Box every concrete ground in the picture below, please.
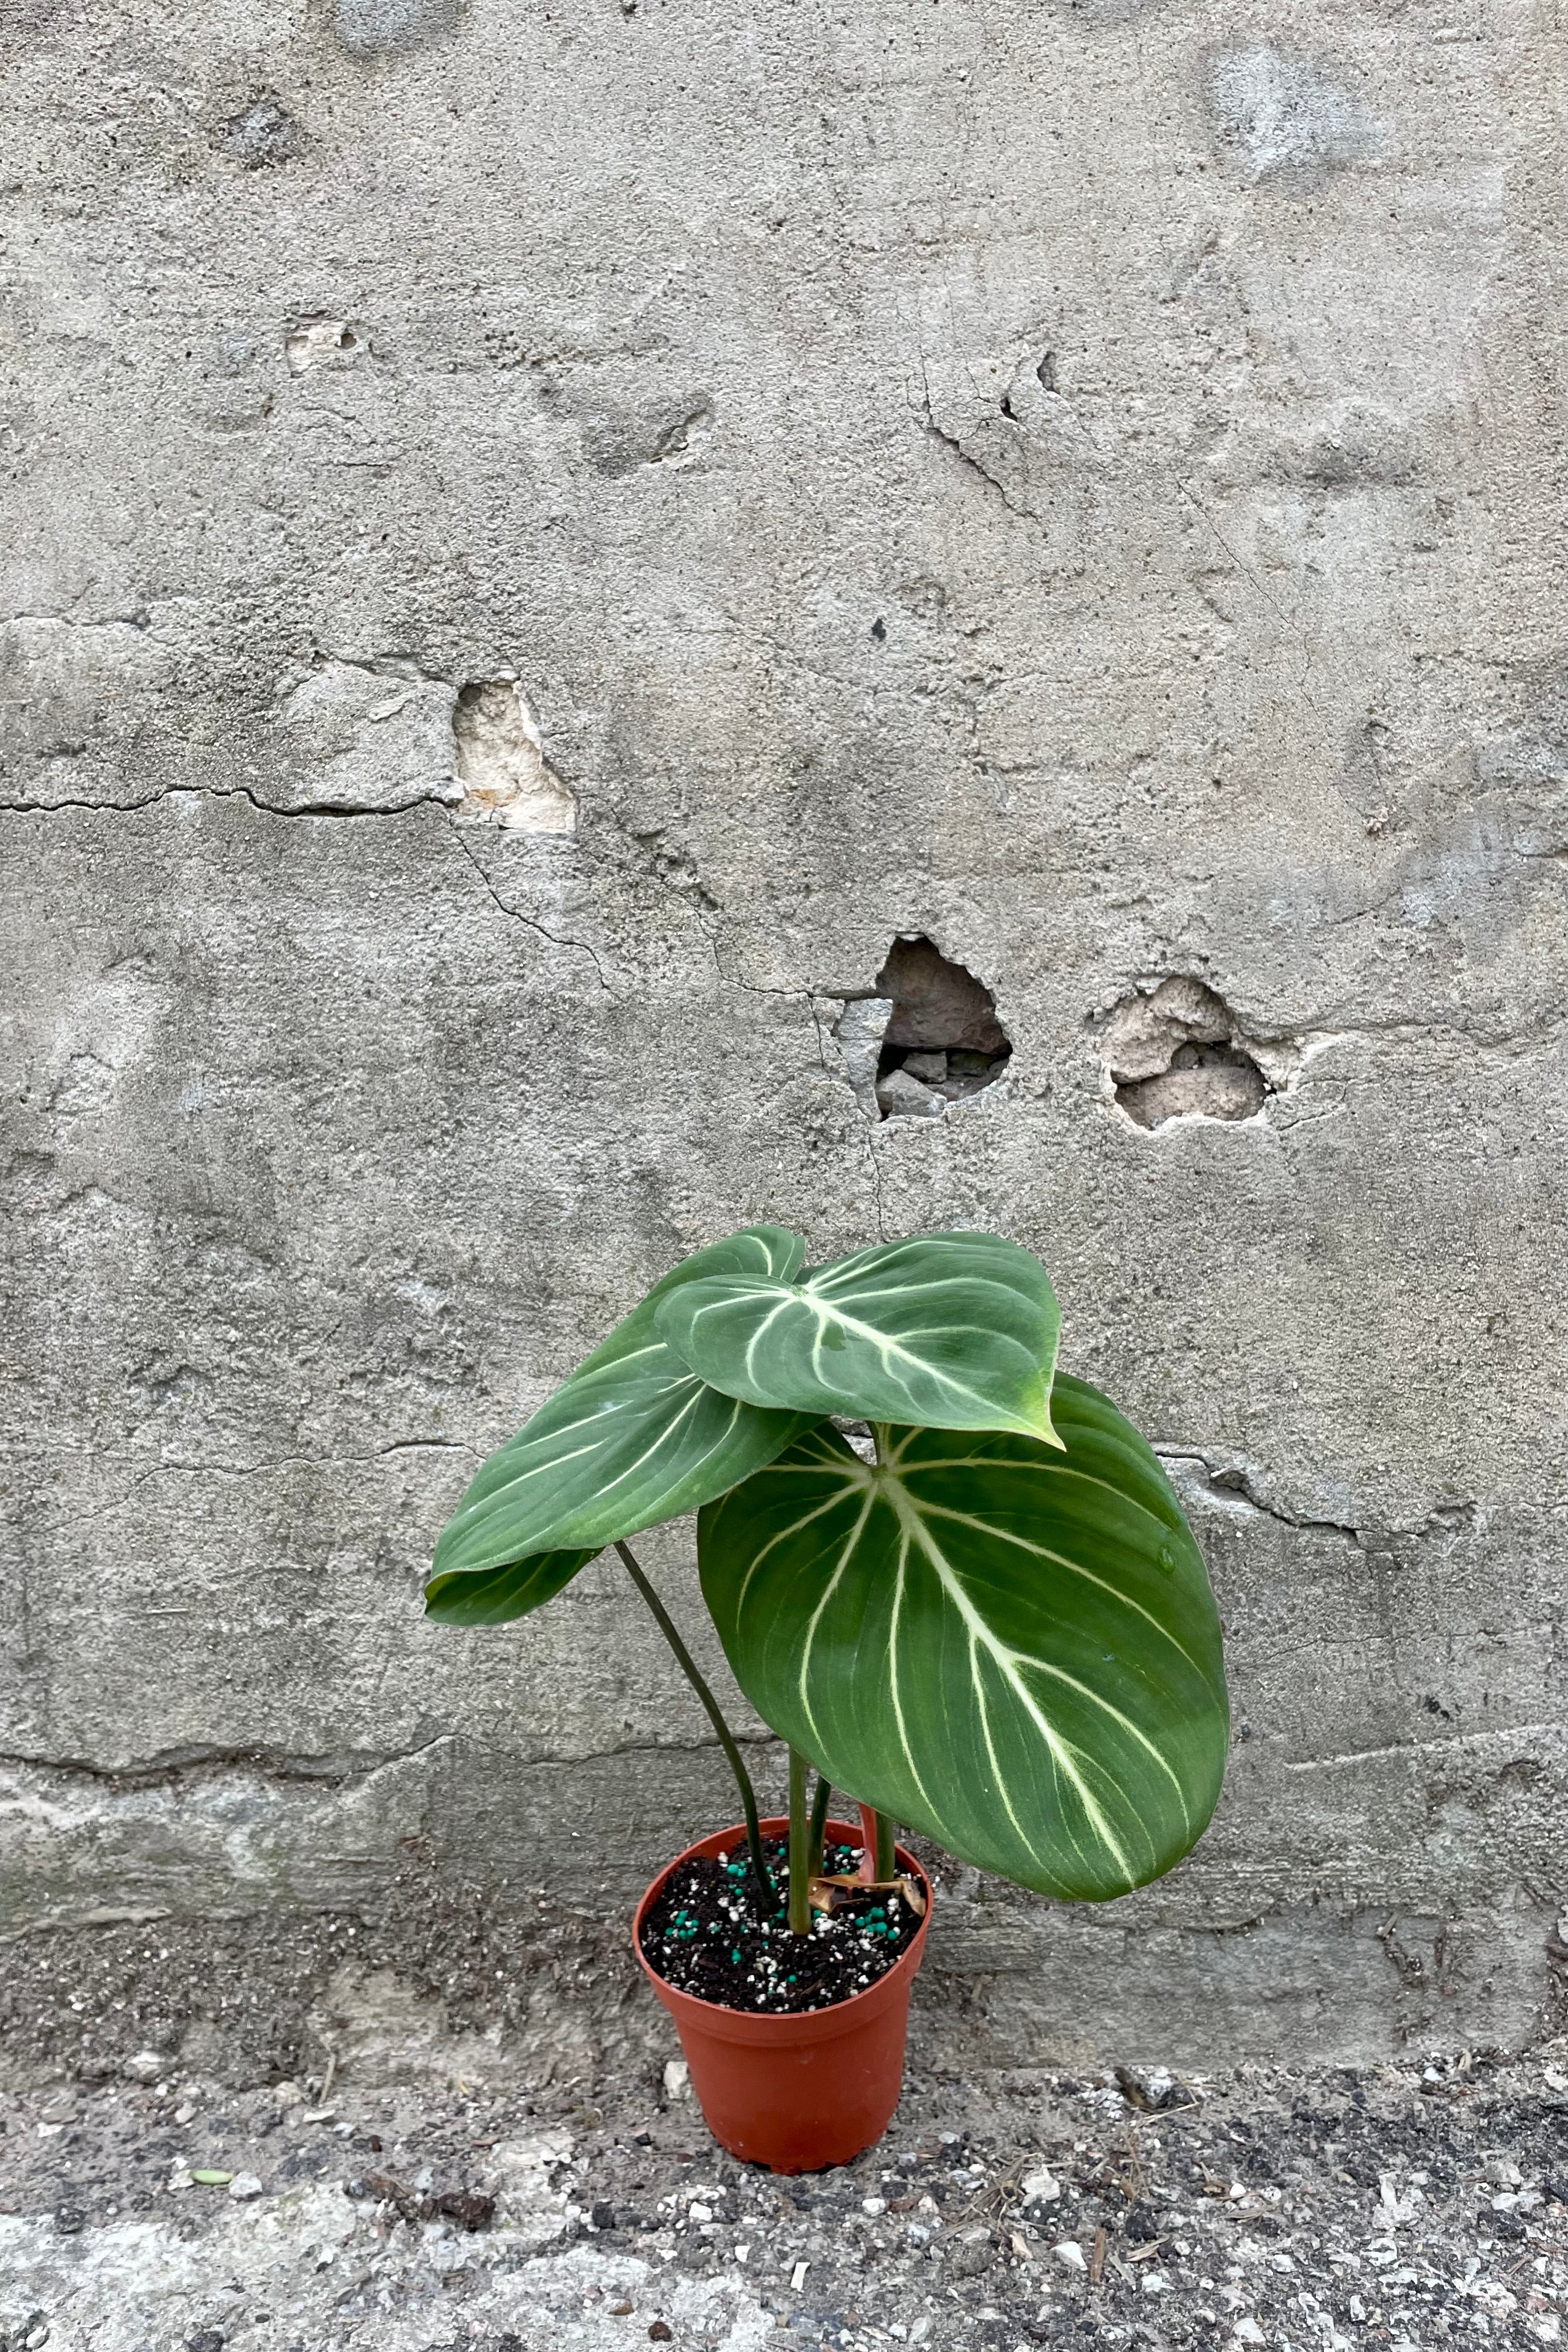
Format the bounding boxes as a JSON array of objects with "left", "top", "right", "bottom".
[{"left": 2, "top": 2030, "right": 1565, "bottom": 2352}]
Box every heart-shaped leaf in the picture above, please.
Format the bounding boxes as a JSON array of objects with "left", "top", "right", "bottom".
[
  {"left": 699, "top": 1375, "right": 1228, "bottom": 1900},
  {"left": 427, "top": 1225, "right": 814, "bottom": 1620},
  {"left": 654, "top": 1231, "right": 1061, "bottom": 1442}
]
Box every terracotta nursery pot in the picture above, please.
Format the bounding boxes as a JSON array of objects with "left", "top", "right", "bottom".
[{"left": 633, "top": 1816, "right": 933, "bottom": 2173}]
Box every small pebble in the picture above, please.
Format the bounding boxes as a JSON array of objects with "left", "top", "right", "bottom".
[{"left": 227, "top": 2173, "right": 264, "bottom": 2200}]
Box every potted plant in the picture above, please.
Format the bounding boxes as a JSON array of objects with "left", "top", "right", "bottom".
[{"left": 426, "top": 1228, "right": 1229, "bottom": 2172}]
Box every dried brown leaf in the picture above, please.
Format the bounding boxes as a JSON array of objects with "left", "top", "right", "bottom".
[{"left": 809, "top": 1873, "right": 927, "bottom": 1917}]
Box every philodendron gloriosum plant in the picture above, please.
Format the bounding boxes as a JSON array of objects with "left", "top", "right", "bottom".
[{"left": 426, "top": 1227, "right": 1229, "bottom": 1941}]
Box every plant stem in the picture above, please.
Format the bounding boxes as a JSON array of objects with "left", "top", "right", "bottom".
[
  {"left": 874, "top": 1810, "right": 897, "bottom": 1880},
  {"left": 788, "top": 1747, "right": 813, "bottom": 1934},
  {"left": 613, "top": 1540, "right": 774, "bottom": 1908},
  {"left": 807, "top": 1772, "right": 833, "bottom": 1879}
]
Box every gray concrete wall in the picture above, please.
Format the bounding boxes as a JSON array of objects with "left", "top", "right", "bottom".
[{"left": 3, "top": 0, "right": 1564, "bottom": 2078}]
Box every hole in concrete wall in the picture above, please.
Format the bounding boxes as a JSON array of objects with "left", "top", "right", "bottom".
[
  {"left": 1102, "top": 978, "right": 1272, "bottom": 1129},
  {"left": 1036, "top": 351, "right": 1058, "bottom": 392},
  {"left": 834, "top": 937, "right": 1011, "bottom": 1122},
  {"left": 452, "top": 678, "right": 576, "bottom": 833},
  {"left": 1118, "top": 1040, "right": 1266, "bottom": 1128}
]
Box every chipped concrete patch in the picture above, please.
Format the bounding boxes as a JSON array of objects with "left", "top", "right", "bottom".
[
  {"left": 1097, "top": 978, "right": 1272, "bottom": 1128},
  {"left": 825, "top": 996, "right": 892, "bottom": 1123},
  {"left": 284, "top": 316, "right": 362, "bottom": 374},
  {"left": 453, "top": 678, "right": 577, "bottom": 831},
  {"left": 578, "top": 395, "right": 715, "bottom": 478},
  {"left": 217, "top": 99, "right": 303, "bottom": 171},
  {"left": 1210, "top": 47, "right": 1392, "bottom": 187},
  {"left": 1093, "top": 978, "right": 1346, "bottom": 1130},
  {"left": 823, "top": 941, "right": 1013, "bottom": 1123}
]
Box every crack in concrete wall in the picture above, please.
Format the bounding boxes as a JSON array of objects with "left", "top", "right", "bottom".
[
  {"left": 0, "top": 786, "right": 450, "bottom": 821},
  {"left": 0, "top": 1738, "right": 456, "bottom": 1791},
  {"left": 1158, "top": 1451, "right": 1362, "bottom": 1541},
  {"left": 0, "top": 1724, "right": 773, "bottom": 1793}
]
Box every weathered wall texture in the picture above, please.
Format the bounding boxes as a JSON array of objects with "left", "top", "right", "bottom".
[{"left": 3, "top": 0, "right": 1565, "bottom": 2077}]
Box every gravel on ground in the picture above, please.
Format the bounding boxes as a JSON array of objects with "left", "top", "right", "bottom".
[{"left": 2, "top": 2036, "right": 1566, "bottom": 2352}]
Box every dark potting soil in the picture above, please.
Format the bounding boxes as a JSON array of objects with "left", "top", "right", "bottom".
[{"left": 639, "top": 1839, "right": 922, "bottom": 2016}]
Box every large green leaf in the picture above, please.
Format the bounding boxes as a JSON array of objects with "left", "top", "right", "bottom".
[
  {"left": 426, "top": 1225, "right": 814, "bottom": 1621},
  {"left": 654, "top": 1231, "right": 1062, "bottom": 1442},
  {"left": 699, "top": 1375, "right": 1228, "bottom": 1900}
]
